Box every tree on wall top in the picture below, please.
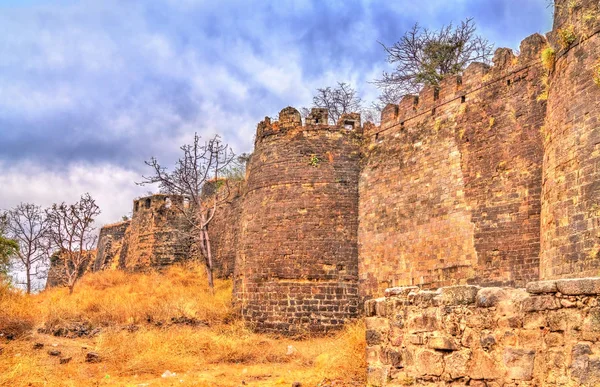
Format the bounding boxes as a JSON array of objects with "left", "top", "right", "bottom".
[{"left": 374, "top": 18, "right": 494, "bottom": 106}]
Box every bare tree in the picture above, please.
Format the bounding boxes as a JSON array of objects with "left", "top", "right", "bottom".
[
  {"left": 139, "top": 133, "right": 236, "bottom": 290},
  {"left": 5, "top": 203, "right": 49, "bottom": 293},
  {"left": 312, "top": 82, "right": 362, "bottom": 124},
  {"left": 375, "top": 18, "right": 494, "bottom": 98},
  {"left": 46, "top": 193, "right": 101, "bottom": 294}
]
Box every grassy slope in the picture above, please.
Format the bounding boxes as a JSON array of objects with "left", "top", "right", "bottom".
[{"left": 0, "top": 263, "right": 365, "bottom": 387}]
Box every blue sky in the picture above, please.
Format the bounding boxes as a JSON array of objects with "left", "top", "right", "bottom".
[{"left": 0, "top": 0, "right": 553, "bottom": 225}]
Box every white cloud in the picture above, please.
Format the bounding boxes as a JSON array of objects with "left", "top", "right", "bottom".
[{"left": 0, "top": 161, "right": 146, "bottom": 227}]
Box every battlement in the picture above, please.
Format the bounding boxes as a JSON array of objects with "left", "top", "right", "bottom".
[
  {"left": 133, "top": 193, "right": 189, "bottom": 214},
  {"left": 378, "top": 33, "right": 548, "bottom": 132},
  {"left": 255, "top": 107, "right": 362, "bottom": 145}
]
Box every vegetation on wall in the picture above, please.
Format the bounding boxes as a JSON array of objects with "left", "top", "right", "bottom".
[{"left": 374, "top": 18, "right": 494, "bottom": 104}]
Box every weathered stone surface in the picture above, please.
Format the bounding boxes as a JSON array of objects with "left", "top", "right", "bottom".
[
  {"left": 384, "top": 286, "right": 418, "bottom": 298},
  {"left": 415, "top": 349, "right": 443, "bottom": 376},
  {"left": 366, "top": 365, "right": 389, "bottom": 387},
  {"left": 476, "top": 287, "right": 507, "bottom": 307},
  {"left": 427, "top": 336, "right": 458, "bottom": 351},
  {"left": 526, "top": 280, "right": 558, "bottom": 294},
  {"left": 369, "top": 285, "right": 600, "bottom": 386},
  {"left": 434, "top": 285, "right": 480, "bottom": 305},
  {"left": 556, "top": 278, "right": 600, "bottom": 296},
  {"left": 445, "top": 350, "right": 471, "bottom": 379},
  {"left": 522, "top": 295, "right": 560, "bottom": 312},
  {"left": 504, "top": 348, "right": 535, "bottom": 381}
]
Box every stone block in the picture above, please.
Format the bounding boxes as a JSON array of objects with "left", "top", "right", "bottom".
[
  {"left": 365, "top": 299, "right": 377, "bottom": 317},
  {"left": 504, "top": 348, "right": 535, "bottom": 381},
  {"left": 366, "top": 345, "right": 382, "bottom": 363},
  {"left": 415, "top": 349, "right": 444, "bottom": 376},
  {"left": 407, "top": 310, "right": 440, "bottom": 333},
  {"left": 445, "top": 350, "right": 471, "bottom": 379},
  {"left": 476, "top": 287, "right": 507, "bottom": 308},
  {"left": 547, "top": 310, "right": 568, "bottom": 332},
  {"left": 526, "top": 280, "right": 558, "bottom": 294},
  {"left": 367, "top": 365, "right": 389, "bottom": 387},
  {"left": 469, "top": 350, "right": 502, "bottom": 380},
  {"left": 365, "top": 317, "right": 390, "bottom": 331},
  {"left": 556, "top": 278, "right": 600, "bottom": 296},
  {"left": 412, "top": 290, "right": 439, "bottom": 305},
  {"left": 428, "top": 336, "right": 459, "bottom": 351},
  {"left": 366, "top": 330, "right": 384, "bottom": 346},
  {"left": 434, "top": 285, "right": 480, "bottom": 306},
  {"left": 385, "top": 286, "right": 419, "bottom": 298},
  {"left": 522, "top": 295, "right": 560, "bottom": 312}
]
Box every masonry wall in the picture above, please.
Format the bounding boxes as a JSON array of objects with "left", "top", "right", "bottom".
[
  {"left": 209, "top": 185, "right": 243, "bottom": 278},
  {"left": 121, "top": 194, "right": 191, "bottom": 270},
  {"left": 233, "top": 107, "right": 361, "bottom": 334},
  {"left": 365, "top": 279, "right": 600, "bottom": 386},
  {"left": 92, "top": 220, "right": 130, "bottom": 272},
  {"left": 541, "top": 0, "right": 600, "bottom": 279},
  {"left": 359, "top": 35, "right": 548, "bottom": 298}
]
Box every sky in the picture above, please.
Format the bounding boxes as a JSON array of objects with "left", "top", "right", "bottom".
[{"left": 0, "top": 0, "right": 553, "bottom": 228}]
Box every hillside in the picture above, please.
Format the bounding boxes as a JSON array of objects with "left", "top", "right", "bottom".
[{"left": 0, "top": 264, "right": 365, "bottom": 387}]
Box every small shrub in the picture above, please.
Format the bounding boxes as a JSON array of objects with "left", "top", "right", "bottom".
[
  {"left": 558, "top": 25, "right": 577, "bottom": 49},
  {"left": 541, "top": 47, "right": 556, "bottom": 72},
  {"left": 593, "top": 61, "right": 600, "bottom": 87},
  {"left": 309, "top": 154, "right": 321, "bottom": 167}
]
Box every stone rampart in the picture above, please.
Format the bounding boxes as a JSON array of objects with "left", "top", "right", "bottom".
[
  {"left": 541, "top": 0, "right": 600, "bottom": 279},
  {"left": 121, "top": 194, "right": 192, "bottom": 270},
  {"left": 92, "top": 220, "right": 130, "bottom": 272},
  {"left": 365, "top": 278, "right": 600, "bottom": 386},
  {"left": 233, "top": 107, "right": 362, "bottom": 334},
  {"left": 359, "top": 34, "right": 548, "bottom": 298}
]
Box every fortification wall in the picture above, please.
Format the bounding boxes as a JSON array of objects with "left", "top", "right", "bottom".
[
  {"left": 92, "top": 220, "right": 130, "bottom": 272},
  {"left": 359, "top": 34, "right": 548, "bottom": 298},
  {"left": 233, "top": 107, "right": 362, "bottom": 334},
  {"left": 541, "top": 0, "right": 600, "bottom": 279},
  {"left": 365, "top": 279, "right": 600, "bottom": 386},
  {"left": 121, "top": 194, "right": 192, "bottom": 270},
  {"left": 209, "top": 183, "right": 243, "bottom": 278}
]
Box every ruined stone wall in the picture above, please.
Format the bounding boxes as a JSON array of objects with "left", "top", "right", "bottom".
[
  {"left": 209, "top": 183, "right": 243, "bottom": 278},
  {"left": 121, "top": 194, "right": 192, "bottom": 270},
  {"left": 92, "top": 221, "right": 130, "bottom": 272},
  {"left": 541, "top": 0, "right": 600, "bottom": 279},
  {"left": 365, "top": 279, "right": 600, "bottom": 386},
  {"left": 359, "top": 34, "right": 548, "bottom": 298},
  {"left": 233, "top": 107, "right": 361, "bottom": 334}
]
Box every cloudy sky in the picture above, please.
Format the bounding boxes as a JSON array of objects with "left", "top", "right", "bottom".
[{"left": 0, "top": 0, "right": 553, "bottom": 226}]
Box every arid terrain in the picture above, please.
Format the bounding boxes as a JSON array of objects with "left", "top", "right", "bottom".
[{"left": 0, "top": 264, "right": 365, "bottom": 387}]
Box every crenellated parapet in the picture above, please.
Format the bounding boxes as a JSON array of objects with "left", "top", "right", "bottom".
[
  {"left": 377, "top": 33, "right": 548, "bottom": 136},
  {"left": 255, "top": 106, "right": 363, "bottom": 147}
]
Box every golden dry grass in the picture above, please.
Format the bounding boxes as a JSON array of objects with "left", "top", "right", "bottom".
[{"left": 0, "top": 263, "right": 366, "bottom": 387}]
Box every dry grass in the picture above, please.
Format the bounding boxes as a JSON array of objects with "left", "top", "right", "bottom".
[{"left": 0, "top": 263, "right": 366, "bottom": 387}]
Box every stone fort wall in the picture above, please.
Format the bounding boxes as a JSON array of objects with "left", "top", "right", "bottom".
[
  {"left": 365, "top": 279, "right": 600, "bottom": 386},
  {"left": 541, "top": 0, "right": 600, "bottom": 280},
  {"left": 359, "top": 34, "right": 548, "bottom": 298},
  {"left": 49, "top": 0, "right": 600, "bottom": 342},
  {"left": 232, "top": 107, "right": 362, "bottom": 334}
]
